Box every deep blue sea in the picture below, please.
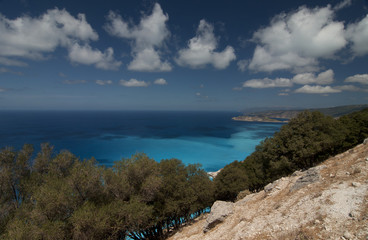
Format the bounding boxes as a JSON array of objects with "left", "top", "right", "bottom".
[{"left": 0, "top": 111, "right": 283, "bottom": 172}]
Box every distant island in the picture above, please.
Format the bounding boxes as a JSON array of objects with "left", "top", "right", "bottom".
[{"left": 233, "top": 104, "right": 368, "bottom": 123}]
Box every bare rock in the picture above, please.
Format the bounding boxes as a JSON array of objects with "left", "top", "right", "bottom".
[
  {"left": 203, "top": 201, "right": 234, "bottom": 233},
  {"left": 343, "top": 231, "right": 353, "bottom": 239},
  {"left": 264, "top": 182, "right": 274, "bottom": 193},
  {"left": 291, "top": 170, "right": 303, "bottom": 176},
  {"left": 352, "top": 182, "right": 361, "bottom": 187},
  {"left": 290, "top": 167, "right": 320, "bottom": 192},
  {"left": 363, "top": 138, "right": 368, "bottom": 145},
  {"left": 207, "top": 169, "right": 222, "bottom": 179}
]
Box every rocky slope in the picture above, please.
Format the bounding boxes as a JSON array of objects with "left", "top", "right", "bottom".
[{"left": 169, "top": 141, "right": 368, "bottom": 240}]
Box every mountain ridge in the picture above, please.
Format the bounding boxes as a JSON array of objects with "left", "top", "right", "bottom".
[{"left": 233, "top": 104, "right": 368, "bottom": 122}]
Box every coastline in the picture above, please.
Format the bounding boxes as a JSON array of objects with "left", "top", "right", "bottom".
[{"left": 232, "top": 116, "right": 289, "bottom": 123}]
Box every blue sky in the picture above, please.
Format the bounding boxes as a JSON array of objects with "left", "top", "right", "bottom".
[{"left": 0, "top": 0, "right": 367, "bottom": 111}]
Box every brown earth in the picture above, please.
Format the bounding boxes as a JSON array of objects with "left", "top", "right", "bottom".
[{"left": 169, "top": 142, "right": 368, "bottom": 240}]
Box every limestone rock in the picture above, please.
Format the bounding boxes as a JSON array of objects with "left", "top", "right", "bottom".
[
  {"left": 207, "top": 169, "right": 222, "bottom": 179},
  {"left": 290, "top": 167, "right": 320, "bottom": 192},
  {"left": 203, "top": 201, "right": 234, "bottom": 233},
  {"left": 343, "top": 231, "right": 353, "bottom": 239}
]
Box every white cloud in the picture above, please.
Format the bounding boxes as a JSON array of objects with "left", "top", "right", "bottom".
[
  {"left": 248, "top": 5, "right": 346, "bottom": 73},
  {"left": 346, "top": 15, "right": 368, "bottom": 56},
  {"left": 333, "top": 0, "right": 352, "bottom": 11},
  {"left": 345, "top": 73, "right": 368, "bottom": 84},
  {"left": 335, "top": 85, "right": 368, "bottom": 92},
  {"left": 0, "top": 9, "right": 120, "bottom": 70},
  {"left": 239, "top": 69, "right": 335, "bottom": 90},
  {"left": 105, "top": 3, "right": 171, "bottom": 72},
  {"left": 128, "top": 47, "right": 171, "bottom": 71},
  {"left": 119, "top": 79, "right": 149, "bottom": 87},
  {"left": 68, "top": 43, "right": 122, "bottom": 70},
  {"left": 96, "top": 80, "right": 113, "bottom": 85},
  {"left": 294, "top": 85, "right": 341, "bottom": 94},
  {"left": 176, "top": 20, "right": 236, "bottom": 69},
  {"left": 237, "top": 59, "right": 248, "bottom": 72},
  {"left": 63, "top": 80, "right": 87, "bottom": 85},
  {"left": 0, "top": 57, "right": 27, "bottom": 67},
  {"left": 243, "top": 77, "right": 293, "bottom": 88},
  {"left": 0, "top": 9, "right": 97, "bottom": 58},
  {"left": 154, "top": 78, "right": 167, "bottom": 85},
  {"left": 292, "top": 69, "right": 334, "bottom": 85}
]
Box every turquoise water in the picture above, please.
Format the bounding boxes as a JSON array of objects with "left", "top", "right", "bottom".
[{"left": 0, "top": 111, "right": 283, "bottom": 171}]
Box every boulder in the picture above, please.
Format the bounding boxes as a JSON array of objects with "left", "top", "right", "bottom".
[
  {"left": 363, "top": 138, "right": 368, "bottom": 145},
  {"left": 290, "top": 167, "right": 320, "bottom": 192},
  {"left": 203, "top": 201, "right": 234, "bottom": 233}
]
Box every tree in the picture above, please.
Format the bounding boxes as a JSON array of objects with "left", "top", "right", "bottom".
[{"left": 214, "top": 161, "right": 248, "bottom": 201}]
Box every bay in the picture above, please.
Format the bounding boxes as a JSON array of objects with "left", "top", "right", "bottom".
[{"left": 0, "top": 111, "right": 283, "bottom": 171}]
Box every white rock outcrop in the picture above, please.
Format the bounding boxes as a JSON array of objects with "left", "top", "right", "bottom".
[{"left": 203, "top": 201, "right": 234, "bottom": 233}]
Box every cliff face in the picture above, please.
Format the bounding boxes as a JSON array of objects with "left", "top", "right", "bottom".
[{"left": 169, "top": 141, "right": 368, "bottom": 240}]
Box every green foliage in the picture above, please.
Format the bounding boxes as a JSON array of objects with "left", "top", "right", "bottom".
[
  {"left": 0, "top": 144, "right": 214, "bottom": 240},
  {"left": 214, "top": 161, "right": 248, "bottom": 201},
  {"left": 214, "top": 108, "right": 368, "bottom": 201},
  {"left": 338, "top": 108, "right": 368, "bottom": 149}
]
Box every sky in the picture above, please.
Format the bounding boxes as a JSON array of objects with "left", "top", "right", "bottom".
[{"left": 0, "top": 0, "right": 367, "bottom": 111}]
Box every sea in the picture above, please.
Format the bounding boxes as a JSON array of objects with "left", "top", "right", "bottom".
[{"left": 0, "top": 111, "right": 283, "bottom": 172}]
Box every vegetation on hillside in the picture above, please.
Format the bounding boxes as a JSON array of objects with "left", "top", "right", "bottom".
[
  {"left": 215, "top": 108, "right": 368, "bottom": 201},
  {"left": 1, "top": 108, "right": 367, "bottom": 238},
  {"left": 234, "top": 104, "right": 368, "bottom": 122},
  {"left": 0, "top": 146, "right": 214, "bottom": 239}
]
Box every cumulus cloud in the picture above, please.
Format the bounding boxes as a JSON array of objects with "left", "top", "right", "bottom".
[
  {"left": 68, "top": 43, "right": 122, "bottom": 70},
  {"left": 0, "top": 8, "right": 121, "bottom": 70},
  {"left": 154, "top": 78, "right": 167, "bottom": 85},
  {"left": 243, "top": 78, "right": 293, "bottom": 88},
  {"left": 240, "top": 69, "right": 335, "bottom": 90},
  {"left": 345, "top": 74, "right": 368, "bottom": 84},
  {"left": 247, "top": 5, "right": 346, "bottom": 73},
  {"left": 119, "top": 79, "right": 149, "bottom": 87},
  {"left": 335, "top": 85, "right": 368, "bottom": 92},
  {"left": 105, "top": 3, "right": 171, "bottom": 72},
  {"left": 96, "top": 80, "right": 113, "bottom": 85},
  {"left": 176, "top": 20, "right": 236, "bottom": 69},
  {"left": 127, "top": 47, "right": 171, "bottom": 71},
  {"left": 0, "top": 8, "right": 97, "bottom": 59},
  {"left": 294, "top": 85, "right": 341, "bottom": 94},
  {"left": 346, "top": 15, "right": 368, "bottom": 56},
  {"left": 292, "top": 69, "right": 334, "bottom": 85}
]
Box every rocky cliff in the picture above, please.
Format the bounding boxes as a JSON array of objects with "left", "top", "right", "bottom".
[{"left": 169, "top": 141, "right": 368, "bottom": 240}]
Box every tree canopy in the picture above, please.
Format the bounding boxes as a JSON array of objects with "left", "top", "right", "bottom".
[
  {"left": 0, "top": 149, "right": 214, "bottom": 240},
  {"left": 214, "top": 108, "right": 368, "bottom": 201}
]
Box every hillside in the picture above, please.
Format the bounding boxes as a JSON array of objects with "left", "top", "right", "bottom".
[
  {"left": 233, "top": 104, "right": 368, "bottom": 122},
  {"left": 169, "top": 140, "right": 368, "bottom": 240}
]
